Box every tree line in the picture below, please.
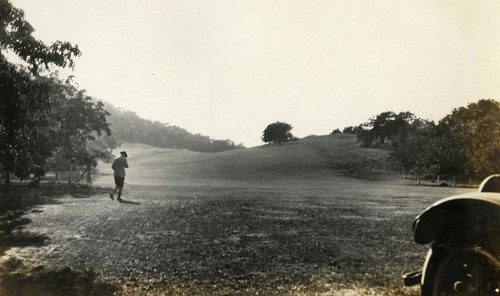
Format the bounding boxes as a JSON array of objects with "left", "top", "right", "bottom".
[
  {"left": 261, "top": 99, "right": 498, "bottom": 183},
  {"left": 339, "top": 99, "right": 499, "bottom": 183},
  {"left": 0, "top": 0, "right": 115, "bottom": 190},
  {"left": 104, "top": 103, "right": 245, "bottom": 153}
]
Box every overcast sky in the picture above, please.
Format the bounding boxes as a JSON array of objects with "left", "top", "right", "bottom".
[{"left": 10, "top": 0, "right": 500, "bottom": 147}]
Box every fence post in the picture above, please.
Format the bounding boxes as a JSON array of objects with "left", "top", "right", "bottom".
[{"left": 69, "top": 157, "right": 75, "bottom": 185}]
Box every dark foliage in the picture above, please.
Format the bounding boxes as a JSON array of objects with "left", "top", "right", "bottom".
[
  {"left": 0, "top": 0, "right": 112, "bottom": 189},
  {"left": 358, "top": 100, "right": 499, "bottom": 182},
  {"left": 342, "top": 126, "right": 356, "bottom": 134},
  {"left": 262, "top": 121, "right": 294, "bottom": 146},
  {"left": 355, "top": 111, "right": 417, "bottom": 147},
  {"left": 331, "top": 128, "right": 341, "bottom": 135},
  {"left": 0, "top": 0, "right": 80, "bottom": 74},
  {"left": 104, "top": 103, "right": 244, "bottom": 152},
  {"left": 436, "top": 99, "right": 500, "bottom": 180}
]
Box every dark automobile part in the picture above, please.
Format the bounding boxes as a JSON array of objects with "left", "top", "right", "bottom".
[
  {"left": 431, "top": 247, "right": 500, "bottom": 296},
  {"left": 403, "top": 174, "right": 500, "bottom": 296},
  {"left": 479, "top": 174, "right": 500, "bottom": 193}
]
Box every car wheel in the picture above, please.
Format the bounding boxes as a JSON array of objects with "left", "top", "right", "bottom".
[{"left": 431, "top": 248, "right": 500, "bottom": 296}]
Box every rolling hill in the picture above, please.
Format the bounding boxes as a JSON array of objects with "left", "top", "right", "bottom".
[{"left": 97, "top": 134, "right": 394, "bottom": 186}]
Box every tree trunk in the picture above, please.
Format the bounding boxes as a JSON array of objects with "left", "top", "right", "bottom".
[
  {"left": 86, "top": 165, "right": 91, "bottom": 184},
  {"left": 4, "top": 170, "right": 11, "bottom": 192},
  {"left": 69, "top": 162, "right": 73, "bottom": 185},
  {"left": 3, "top": 152, "right": 15, "bottom": 191}
]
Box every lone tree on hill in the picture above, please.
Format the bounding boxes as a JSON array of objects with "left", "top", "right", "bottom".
[{"left": 262, "top": 121, "right": 294, "bottom": 146}]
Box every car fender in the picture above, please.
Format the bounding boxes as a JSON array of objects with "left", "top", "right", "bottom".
[{"left": 413, "top": 192, "right": 500, "bottom": 246}]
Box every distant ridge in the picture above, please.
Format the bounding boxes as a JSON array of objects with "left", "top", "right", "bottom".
[{"left": 103, "top": 102, "right": 244, "bottom": 153}]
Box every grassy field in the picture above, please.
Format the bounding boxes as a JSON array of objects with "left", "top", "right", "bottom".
[{"left": 0, "top": 136, "right": 473, "bottom": 295}]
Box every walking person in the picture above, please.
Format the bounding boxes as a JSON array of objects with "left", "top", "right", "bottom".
[{"left": 110, "top": 151, "right": 129, "bottom": 202}]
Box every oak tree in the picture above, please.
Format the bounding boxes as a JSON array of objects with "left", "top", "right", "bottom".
[{"left": 262, "top": 122, "right": 294, "bottom": 146}]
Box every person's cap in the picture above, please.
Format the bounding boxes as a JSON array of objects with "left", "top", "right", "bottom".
[{"left": 120, "top": 151, "right": 128, "bottom": 157}]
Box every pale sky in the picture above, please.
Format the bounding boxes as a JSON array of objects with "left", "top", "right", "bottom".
[{"left": 9, "top": 0, "right": 500, "bottom": 147}]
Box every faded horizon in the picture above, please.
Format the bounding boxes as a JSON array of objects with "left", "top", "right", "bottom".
[{"left": 9, "top": 0, "right": 500, "bottom": 147}]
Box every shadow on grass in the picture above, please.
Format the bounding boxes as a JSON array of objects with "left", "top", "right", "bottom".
[
  {"left": 0, "top": 184, "right": 120, "bottom": 296},
  {"left": 0, "top": 210, "right": 49, "bottom": 258},
  {"left": 0, "top": 183, "right": 87, "bottom": 257},
  {"left": 1, "top": 262, "right": 118, "bottom": 296},
  {"left": 0, "top": 182, "right": 109, "bottom": 213},
  {"left": 117, "top": 198, "right": 140, "bottom": 205}
]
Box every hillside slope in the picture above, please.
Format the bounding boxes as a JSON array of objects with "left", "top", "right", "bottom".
[
  {"left": 301, "top": 134, "right": 394, "bottom": 179},
  {"left": 97, "top": 134, "right": 393, "bottom": 186}
]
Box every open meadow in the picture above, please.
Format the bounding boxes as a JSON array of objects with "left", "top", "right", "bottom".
[{"left": 0, "top": 138, "right": 473, "bottom": 295}]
